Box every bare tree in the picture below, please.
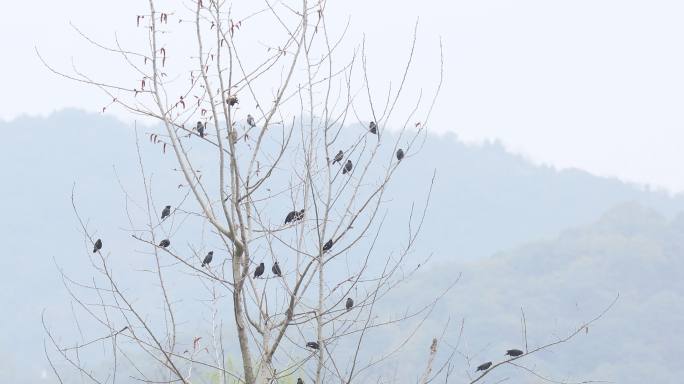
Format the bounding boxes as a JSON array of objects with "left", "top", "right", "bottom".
[{"left": 40, "top": 1, "right": 615, "bottom": 384}]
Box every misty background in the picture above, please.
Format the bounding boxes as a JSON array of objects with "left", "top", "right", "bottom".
[
  {"left": 2, "top": 0, "right": 684, "bottom": 382},
  {"left": 1, "top": 110, "right": 682, "bottom": 383}
]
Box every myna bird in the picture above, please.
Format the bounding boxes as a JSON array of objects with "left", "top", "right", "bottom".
[
  {"left": 254, "top": 262, "right": 265, "bottom": 278},
  {"left": 342, "top": 160, "right": 352, "bottom": 174},
  {"left": 322, "top": 239, "right": 333, "bottom": 252},
  {"left": 332, "top": 150, "right": 343, "bottom": 164},
  {"left": 284, "top": 210, "right": 297, "bottom": 224},
  {"left": 369, "top": 121, "right": 377, "bottom": 134},
  {"left": 346, "top": 297, "right": 353, "bottom": 311},
  {"left": 247, "top": 114, "right": 256, "bottom": 128},
  {"left": 202, "top": 251, "right": 213, "bottom": 267},
  {"left": 506, "top": 349, "right": 524, "bottom": 357},
  {"left": 196, "top": 121, "right": 205, "bottom": 138},
  {"left": 476, "top": 362, "right": 492, "bottom": 372},
  {"left": 159, "top": 239, "right": 171, "bottom": 248},
  {"left": 93, "top": 239, "right": 102, "bottom": 253},
  {"left": 396, "top": 148, "right": 404, "bottom": 161},
  {"left": 161, "top": 205, "right": 171, "bottom": 220},
  {"left": 306, "top": 341, "right": 319, "bottom": 350},
  {"left": 272, "top": 262, "right": 282, "bottom": 276}
]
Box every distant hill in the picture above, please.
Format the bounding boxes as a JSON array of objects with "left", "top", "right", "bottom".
[
  {"left": 388, "top": 202, "right": 684, "bottom": 384},
  {"left": 1, "top": 110, "right": 683, "bottom": 382}
]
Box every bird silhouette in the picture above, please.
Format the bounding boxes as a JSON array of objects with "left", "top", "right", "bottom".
[
  {"left": 227, "top": 95, "right": 238, "bottom": 106},
  {"left": 202, "top": 251, "right": 213, "bottom": 267},
  {"left": 396, "top": 148, "right": 405, "bottom": 161},
  {"left": 284, "top": 210, "right": 297, "bottom": 224},
  {"left": 272, "top": 262, "right": 282, "bottom": 276},
  {"left": 196, "top": 121, "right": 205, "bottom": 138},
  {"left": 369, "top": 121, "right": 377, "bottom": 134},
  {"left": 476, "top": 362, "right": 492, "bottom": 372},
  {"left": 322, "top": 239, "right": 333, "bottom": 252},
  {"left": 161, "top": 205, "right": 171, "bottom": 220},
  {"left": 342, "top": 160, "right": 353, "bottom": 174},
  {"left": 254, "top": 262, "right": 265, "bottom": 278},
  {"left": 506, "top": 349, "right": 524, "bottom": 357},
  {"left": 297, "top": 378, "right": 303, "bottom": 384},
  {"left": 159, "top": 239, "right": 171, "bottom": 248},
  {"left": 247, "top": 114, "right": 256, "bottom": 128},
  {"left": 285, "top": 209, "right": 305, "bottom": 224},
  {"left": 346, "top": 297, "right": 353, "bottom": 311},
  {"left": 332, "top": 150, "right": 343, "bottom": 164},
  {"left": 93, "top": 239, "right": 102, "bottom": 253},
  {"left": 306, "top": 341, "right": 320, "bottom": 350}
]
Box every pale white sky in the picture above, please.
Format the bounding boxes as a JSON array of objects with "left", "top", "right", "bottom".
[{"left": 2, "top": 0, "right": 684, "bottom": 192}]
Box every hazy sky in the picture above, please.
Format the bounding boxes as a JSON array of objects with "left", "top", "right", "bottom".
[{"left": 3, "top": 0, "right": 684, "bottom": 191}]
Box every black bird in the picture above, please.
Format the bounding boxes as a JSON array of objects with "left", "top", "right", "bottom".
[
  {"left": 342, "top": 160, "right": 353, "bottom": 174},
  {"left": 332, "top": 150, "right": 343, "bottom": 165},
  {"left": 306, "top": 341, "right": 320, "bottom": 350},
  {"left": 227, "top": 95, "right": 238, "bottom": 106},
  {"left": 396, "top": 148, "right": 405, "bottom": 161},
  {"left": 247, "top": 114, "right": 256, "bottom": 128},
  {"left": 196, "top": 121, "right": 205, "bottom": 138},
  {"left": 285, "top": 210, "right": 296, "bottom": 224},
  {"left": 159, "top": 239, "right": 171, "bottom": 248},
  {"left": 93, "top": 239, "right": 102, "bottom": 253},
  {"left": 254, "top": 262, "right": 265, "bottom": 278},
  {"left": 294, "top": 209, "right": 305, "bottom": 222},
  {"left": 506, "top": 349, "right": 524, "bottom": 357},
  {"left": 297, "top": 378, "right": 303, "bottom": 384},
  {"left": 161, "top": 205, "right": 171, "bottom": 220},
  {"left": 322, "top": 239, "right": 333, "bottom": 252},
  {"left": 345, "top": 297, "right": 353, "bottom": 311},
  {"left": 272, "top": 262, "right": 282, "bottom": 276},
  {"left": 369, "top": 121, "right": 377, "bottom": 134},
  {"left": 476, "top": 362, "right": 492, "bottom": 372},
  {"left": 201, "top": 251, "right": 213, "bottom": 267}
]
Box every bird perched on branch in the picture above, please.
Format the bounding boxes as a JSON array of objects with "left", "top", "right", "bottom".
[
  {"left": 342, "top": 160, "right": 353, "bottom": 174},
  {"left": 93, "top": 239, "right": 102, "bottom": 253},
  {"left": 506, "top": 349, "right": 524, "bottom": 357},
  {"left": 196, "top": 121, "right": 205, "bottom": 138},
  {"left": 396, "top": 148, "right": 405, "bottom": 161},
  {"left": 284, "top": 209, "right": 305, "bottom": 224},
  {"left": 284, "top": 210, "right": 297, "bottom": 224},
  {"left": 226, "top": 95, "right": 238, "bottom": 106},
  {"left": 202, "top": 251, "right": 213, "bottom": 267},
  {"left": 297, "top": 378, "right": 303, "bottom": 384},
  {"left": 272, "top": 262, "right": 282, "bottom": 276},
  {"left": 369, "top": 121, "right": 377, "bottom": 134},
  {"left": 159, "top": 239, "right": 171, "bottom": 248},
  {"left": 346, "top": 297, "right": 353, "bottom": 311},
  {"left": 254, "top": 262, "right": 265, "bottom": 278},
  {"left": 322, "top": 239, "right": 333, "bottom": 252},
  {"left": 161, "top": 205, "right": 171, "bottom": 220},
  {"left": 332, "top": 150, "right": 343, "bottom": 165},
  {"left": 476, "top": 362, "right": 492, "bottom": 372},
  {"left": 306, "top": 341, "right": 320, "bottom": 350},
  {"left": 247, "top": 114, "right": 256, "bottom": 128}
]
